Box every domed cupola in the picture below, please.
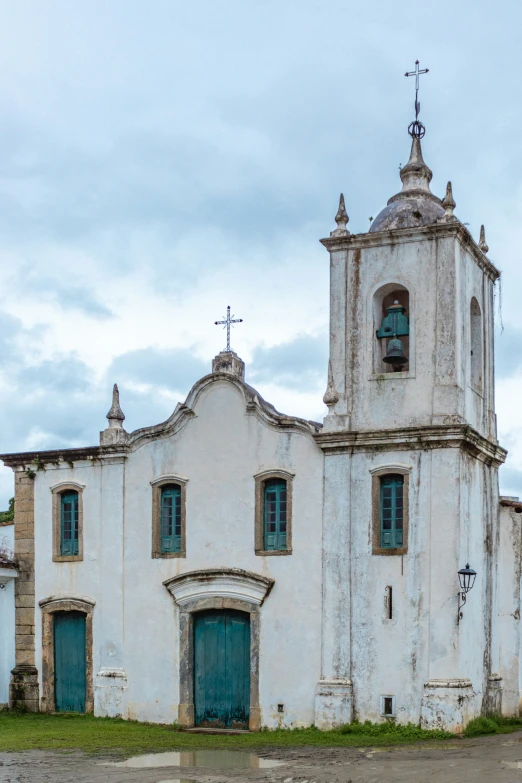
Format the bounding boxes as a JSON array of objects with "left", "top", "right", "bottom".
[{"left": 369, "top": 136, "right": 444, "bottom": 232}]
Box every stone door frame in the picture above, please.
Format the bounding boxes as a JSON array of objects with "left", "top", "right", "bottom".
[
  {"left": 164, "top": 568, "right": 274, "bottom": 731},
  {"left": 39, "top": 595, "right": 95, "bottom": 713}
]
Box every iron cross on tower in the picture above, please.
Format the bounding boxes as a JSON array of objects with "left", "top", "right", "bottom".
[
  {"left": 405, "top": 59, "right": 429, "bottom": 138},
  {"left": 214, "top": 305, "right": 243, "bottom": 352}
]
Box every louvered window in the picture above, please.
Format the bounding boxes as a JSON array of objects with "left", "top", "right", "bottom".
[
  {"left": 263, "top": 480, "right": 287, "bottom": 551},
  {"left": 60, "top": 492, "right": 79, "bottom": 556},
  {"left": 161, "top": 485, "right": 182, "bottom": 553},
  {"left": 380, "top": 475, "right": 404, "bottom": 548}
]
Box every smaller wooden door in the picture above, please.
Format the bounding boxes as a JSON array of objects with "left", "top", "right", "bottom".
[
  {"left": 194, "top": 610, "right": 250, "bottom": 729},
  {"left": 54, "top": 611, "right": 86, "bottom": 713}
]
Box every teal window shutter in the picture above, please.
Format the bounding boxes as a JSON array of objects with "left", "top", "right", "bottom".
[
  {"left": 161, "top": 485, "right": 182, "bottom": 553},
  {"left": 380, "top": 475, "right": 404, "bottom": 548},
  {"left": 263, "top": 480, "right": 287, "bottom": 551},
  {"left": 61, "top": 492, "right": 79, "bottom": 556}
]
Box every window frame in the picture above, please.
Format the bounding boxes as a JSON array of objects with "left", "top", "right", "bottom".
[
  {"left": 51, "top": 482, "right": 85, "bottom": 563},
  {"left": 371, "top": 466, "right": 409, "bottom": 556},
  {"left": 254, "top": 469, "right": 294, "bottom": 556},
  {"left": 151, "top": 475, "right": 188, "bottom": 559}
]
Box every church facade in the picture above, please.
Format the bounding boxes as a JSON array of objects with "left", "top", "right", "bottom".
[{"left": 2, "top": 127, "right": 522, "bottom": 732}]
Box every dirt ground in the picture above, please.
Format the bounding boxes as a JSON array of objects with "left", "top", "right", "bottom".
[{"left": 2, "top": 732, "right": 522, "bottom": 783}]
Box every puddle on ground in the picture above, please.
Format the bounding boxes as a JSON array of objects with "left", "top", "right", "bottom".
[
  {"left": 502, "top": 759, "right": 522, "bottom": 770},
  {"left": 103, "top": 750, "right": 285, "bottom": 769},
  {"left": 155, "top": 780, "right": 197, "bottom": 783}
]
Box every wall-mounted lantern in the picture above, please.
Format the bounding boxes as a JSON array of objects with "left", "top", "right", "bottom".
[{"left": 457, "top": 563, "right": 477, "bottom": 623}]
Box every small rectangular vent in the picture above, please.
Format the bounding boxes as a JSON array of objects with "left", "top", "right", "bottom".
[{"left": 380, "top": 695, "right": 395, "bottom": 717}]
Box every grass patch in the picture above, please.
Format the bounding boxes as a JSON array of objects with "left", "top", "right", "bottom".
[
  {"left": 463, "top": 717, "right": 500, "bottom": 737},
  {"left": 464, "top": 715, "right": 522, "bottom": 738},
  {"left": 338, "top": 720, "right": 451, "bottom": 741},
  {"left": 0, "top": 712, "right": 455, "bottom": 754}
]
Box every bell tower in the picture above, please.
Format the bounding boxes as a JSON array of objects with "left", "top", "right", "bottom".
[
  {"left": 321, "top": 133, "right": 498, "bottom": 439},
  {"left": 314, "top": 108, "right": 507, "bottom": 731}
]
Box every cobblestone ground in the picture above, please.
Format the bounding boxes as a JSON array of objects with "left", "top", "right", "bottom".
[{"left": 2, "top": 732, "right": 522, "bottom": 783}]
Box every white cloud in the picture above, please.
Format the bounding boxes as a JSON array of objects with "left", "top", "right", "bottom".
[{"left": 0, "top": 0, "right": 521, "bottom": 508}]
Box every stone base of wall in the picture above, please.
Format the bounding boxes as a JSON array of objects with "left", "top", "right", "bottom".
[
  {"left": 178, "top": 702, "right": 195, "bottom": 727},
  {"left": 9, "top": 665, "right": 39, "bottom": 712},
  {"left": 94, "top": 667, "right": 128, "bottom": 718},
  {"left": 485, "top": 674, "right": 503, "bottom": 716},
  {"left": 314, "top": 678, "right": 353, "bottom": 729},
  {"left": 421, "top": 678, "right": 474, "bottom": 732}
]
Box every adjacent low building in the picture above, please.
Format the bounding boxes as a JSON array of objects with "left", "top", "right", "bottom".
[{"left": 0, "top": 522, "right": 17, "bottom": 708}]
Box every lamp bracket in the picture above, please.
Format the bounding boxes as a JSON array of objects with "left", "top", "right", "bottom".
[{"left": 457, "top": 591, "right": 467, "bottom": 623}]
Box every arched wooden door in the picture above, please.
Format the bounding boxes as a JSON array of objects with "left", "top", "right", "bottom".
[
  {"left": 53, "top": 611, "right": 86, "bottom": 712},
  {"left": 194, "top": 609, "right": 250, "bottom": 729}
]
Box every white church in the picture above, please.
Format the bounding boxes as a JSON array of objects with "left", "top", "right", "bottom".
[{"left": 1, "top": 106, "right": 521, "bottom": 733}]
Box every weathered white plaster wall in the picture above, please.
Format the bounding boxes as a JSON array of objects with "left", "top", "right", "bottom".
[
  {"left": 321, "top": 448, "right": 496, "bottom": 728},
  {"left": 498, "top": 504, "right": 522, "bottom": 715},
  {"left": 0, "top": 524, "right": 15, "bottom": 705},
  {"left": 32, "top": 377, "right": 323, "bottom": 726}
]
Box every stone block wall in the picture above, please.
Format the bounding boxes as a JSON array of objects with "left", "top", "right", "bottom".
[{"left": 9, "top": 472, "right": 39, "bottom": 711}]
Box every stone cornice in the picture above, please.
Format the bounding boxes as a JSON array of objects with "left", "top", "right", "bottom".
[
  {"left": 164, "top": 568, "right": 275, "bottom": 607},
  {"left": 0, "top": 565, "right": 18, "bottom": 580},
  {"left": 39, "top": 594, "right": 96, "bottom": 609},
  {"left": 424, "top": 678, "right": 472, "bottom": 689},
  {"left": 0, "top": 446, "right": 115, "bottom": 469},
  {"left": 320, "top": 222, "right": 500, "bottom": 282},
  {"left": 315, "top": 424, "right": 507, "bottom": 466},
  {"left": 500, "top": 497, "right": 522, "bottom": 512}
]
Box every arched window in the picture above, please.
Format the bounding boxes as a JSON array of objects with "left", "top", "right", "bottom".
[
  {"left": 160, "top": 484, "right": 182, "bottom": 553},
  {"left": 470, "top": 297, "right": 483, "bottom": 391},
  {"left": 379, "top": 475, "right": 404, "bottom": 548},
  {"left": 373, "top": 284, "right": 411, "bottom": 374},
  {"left": 263, "top": 479, "right": 287, "bottom": 551},
  {"left": 60, "top": 491, "right": 79, "bottom": 556}
]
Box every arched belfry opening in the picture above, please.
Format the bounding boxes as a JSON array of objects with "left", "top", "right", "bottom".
[
  {"left": 373, "top": 284, "right": 411, "bottom": 374},
  {"left": 470, "top": 297, "right": 483, "bottom": 391}
]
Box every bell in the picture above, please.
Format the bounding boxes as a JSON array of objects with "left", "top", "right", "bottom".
[{"left": 383, "top": 335, "right": 408, "bottom": 368}]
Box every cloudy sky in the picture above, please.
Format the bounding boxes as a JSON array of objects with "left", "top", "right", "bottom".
[{"left": 0, "top": 0, "right": 521, "bottom": 505}]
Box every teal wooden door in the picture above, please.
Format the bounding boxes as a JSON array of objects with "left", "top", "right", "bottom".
[
  {"left": 194, "top": 610, "right": 250, "bottom": 729},
  {"left": 54, "top": 611, "right": 86, "bottom": 713}
]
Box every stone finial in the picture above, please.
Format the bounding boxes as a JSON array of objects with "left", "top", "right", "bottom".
[
  {"left": 439, "top": 181, "right": 457, "bottom": 223},
  {"left": 330, "top": 193, "right": 350, "bottom": 237},
  {"left": 323, "top": 361, "right": 339, "bottom": 408},
  {"left": 399, "top": 137, "right": 434, "bottom": 193},
  {"left": 106, "top": 384, "right": 125, "bottom": 427},
  {"left": 101, "top": 384, "right": 128, "bottom": 446},
  {"left": 479, "top": 224, "right": 489, "bottom": 253}
]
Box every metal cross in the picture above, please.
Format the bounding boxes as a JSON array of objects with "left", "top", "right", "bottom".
[
  {"left": 214, "top": 305, "right": 243, "bottom": 352},
  {"left": 405, "top": 60, "right": 429, "bottom": 120}
]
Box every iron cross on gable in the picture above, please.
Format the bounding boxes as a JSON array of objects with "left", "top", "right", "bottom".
[
  {"left": 405, "top": 60, "right": 429, "bottom": 120},
  {"left": 214, "top": 305, "right": 243, "bottom": 352}
]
